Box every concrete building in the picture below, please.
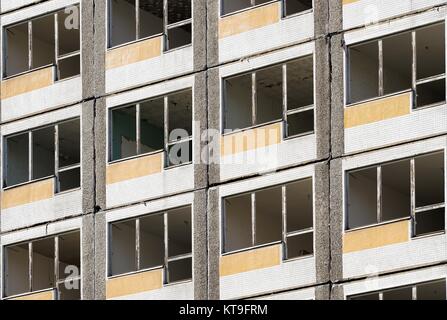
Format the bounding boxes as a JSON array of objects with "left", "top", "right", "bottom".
[{"left": 0, "top": 0, "right": 445, "bottom": 300}]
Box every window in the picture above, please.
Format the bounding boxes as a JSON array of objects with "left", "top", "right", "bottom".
[
  {"left": 346, "top": 151, "right": 445, "bottom": 236},
  {"left": 110, "top": 89, "right": 193, "bottom": 167},
  {"left": 348, "top": 23, "right": 445, "bottom": 108},
  {"left": 3, "top": 6, "right": 80, "bottom": 79},
  {"left": 108, "top": 0, "right": 192, "bottom": 50},
  {"left": 349, "top": 279, "right": 446, "bottom": 300},
  {"left": 221, "top": 0, "right": 312, "bottom": 16},
  {"left": 223, "top": 56, "right": 314, "bottom": 137},
  {"left": 110, "top": 206, "right": 192, "bottom": 284},
  {"left": 4, "top": 231, "right": 81, "bottom": 300},
  {"left": 223, "top": 179, "right": 314, "bottom": 259},
  {"left": 4, "top": 118, "right": 81, "bottom": 192}
]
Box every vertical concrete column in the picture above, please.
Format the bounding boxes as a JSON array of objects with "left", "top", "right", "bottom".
[
  {"left": 194, "top": 72, "right": 208, "bottom": 190},
  {"left": 194, "top": 190, "right": 208, "bottom": 299},
  {"left": 82, "top": 214, "right": 95, "bottom": 299},
  {"left": 0, "top": 0, "right": 3, "bottom": 301},
  {"left": 331, "top": 284, "right": 345, "bottom": 300},
  {"left": 207, "top": 187, "right": 220, "bottom": 299},
  {"left": 206, "top": 0, "right": 219, "bottom": 68},
  {"left": 315, "top": 284, "right": 331, "bottom": 300},
  {"left": 330, "top": 158, "right": 344, "bottom": 283},
  {"left": 193, "top": 0, "right": 207, "bottom": 71},
  {"left": 315, "top": 162, "right": 330, "bottom": 285},
  {"left": 314, "top": 0, "right": 331, "bottom": 160},
  {"left": 207, "top": 68, "right": 220, "bottom": 186},
  {"left": 94, "top": 210, "right": 107, "bottom": 300}
]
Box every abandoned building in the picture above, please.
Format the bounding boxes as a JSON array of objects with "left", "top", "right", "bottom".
[{"left": 0, "top": 0, "right": 446, "bottom": 300}]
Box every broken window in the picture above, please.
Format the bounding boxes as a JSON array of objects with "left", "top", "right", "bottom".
[
  {"left": 4, "top": 118, "right": 81, "bottom": 192},
  {"left": 108, "top": 0, "right": 192, "bottom": 50},
  {"left": 224, "top": 56, "right": 314, "bottom": 137},
  {"left": 348, "top": 279, "right": 446, "bottom": 300},
  {"left": 3, "top": 6, "right": 80, "bottom": 79},
  {"left": 110, "top": 89, "right": 193, "bottom": 168},
  {"left": 223, "top": 179, "right": 314, "bottom": 259},
  {"left": 347, "top": 22, "right": 445, "bottom": 108},
  {"left": 4, "top": 231, "right": 81, "bottom": 300},
  {"left": 109, "top": 206, "right": 192, "bottom": 284},
  {"left": 346, "top": 151, "right": 445, "bottom": 235},
  {"left": 221, "top": 0, "right": 312, "bottom": 16}
]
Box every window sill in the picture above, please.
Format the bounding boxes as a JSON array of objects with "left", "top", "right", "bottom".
[
  {"left": 345, "top": 216, "right": 411, "bottom": 234},
  {"left": 4, "top": 287, "right": 55, "bottom": 300}
]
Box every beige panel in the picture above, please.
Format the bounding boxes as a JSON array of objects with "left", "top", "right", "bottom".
[
  {"left": 219, "top": 2, "right": 280, "bottom": 38},
  {"left": 221, "top": 122, "right": 281, "bottom": 157},
  {"left": 345, "top": 92, "right": 411, "bottom": 128},
  {"left": 220, "top": 244, "right": 282, "bottom": 277},
  {"left": 1, "top": 67, "right": 54, "bottom": 100},
  {"left": 343, "top": 220, "right": 410, "bottom": 254},
  {"left": 106, "top": 36, "right": 162, "bottom": 70},
  {"left": 106, "top": 153, "right": 163, "bottom": 185},
  {"left": 343, "top": 0, "right": 359, "bottom": 4},
  {"left": 1, "top": 178, "right": 54, "bottom": 210},
  {"left": 11, "top": 290, "right": 55, "bottom": 300},
  {"left": 106, "top": 269, "right": 163, "bottom": 299}
]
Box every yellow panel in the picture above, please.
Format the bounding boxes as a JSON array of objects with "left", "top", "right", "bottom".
[
  {"left": 106, "top": 153, "right": 163, "bottom": 185},
  {"left": 344, "top": 92, "right": 411, "bottom": 128},
  {"left": 221, "top": 122, "right": 281, "bottom": 157},
  {"left": 1, "top": 66, "right": 54, "bottom": 100},
  {"left": 219, "top": 2, "right": 280, "bottom": 39},
  {"left": 343, "top": 220, "right": 410, "bottom": 254},
  {"left": 343, "top": 0, "right": 359, "bottom": 4},
  {"left": 11, "top": 290, "right": 55, "bottom": 300},
  {"left": 220, "top": 244, "right": 282, "bottom": 277},
  {"left": 1, "top": 178, "right": 54, "bottom": 210},
  {"left": 106, "top": 269, "right": 163, "bottom": 299},
  {"left": 106, "top": 36, "right": 162, "bottom": 70}
]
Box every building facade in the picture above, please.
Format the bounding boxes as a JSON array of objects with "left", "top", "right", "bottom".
[{"left": 0, "top": 0, "right": 446, "bottom": 300}]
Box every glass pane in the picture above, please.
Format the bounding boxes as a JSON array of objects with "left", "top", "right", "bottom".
[
  {"left": 224, "top": 193, "right": 252, "bottom": 252},
  {"left": 287, "top": 56, "right": 314, "bottom": 110},
  {"left": 6, "top": 133, "right": 29, "bottom": 187},
  {"left": 32, "top": 14, "right": 55, "bottom": 69},
  {"left": 57, "top": 5, "right": 80, "bottom": 55},
  {"left": 110, "top": 220, "right": 136, "bottom": 276},
  {"left": 415, "top": 208, "right": 445, "bottom": 236},
  {"left": 349, "top": 292, "right": 380, "bottom": 300},
  {"left": 415, "top": 152, "right": 445, "bottom": 207},
  {"left": 168, "top": 207, "right": 192, "bottom": 257},
  {"left": 417, "top": 23, "right": 445, "bottom": 80},
  {"left": 58, "top": 55, "right": 80, "bottom": 80},
  {"left": 5, "top": 244, "right": 30, "bottom": 297},
  {"left": 140, "top": 214, "right": 165, "bottom": 269},
  {"left": 222, "top": 0, "right": 251, "bottom": 15},
  {"left": 59, "top": 119, "right": 80, "bottom": 168},
  {"left": 167, "top": 0, "right": 191, "bottom": 24},
  {"left": 286, "top": 179, "right": 313, "bottom": 232},
  {"left": 111, "top": 106, "right": 137, "bottom": 161},
  {"left": 140, "top": 98, "right": 164, "bottom": 153},
  {"left": 256, "top": 65, "right": 283, "bottom": 125},
  {"left": 168, "top": 257, "right": 192, "bottom": 283},
  {"left": 110, "top": 0, "right": 136, "bottom": 47},
  {"left": 255, "top": 186, "right": 282, "bottom": 245},
  {"left": 416, "top": 79, "right": 446, "bottom": 108},
  {"left": 32, "top": 126, "right": 55, "bottom": 180},
  {"left": 382, "top": 159, "right": 411, "bottom": 221},
  {"left": 287, "top": 109, "right": 314, "bottom": 137},
  {"left": 167, "top": 23, "right": 192, "bottom": 50},
  {"left": 347, "top": 167, "right": 378, "bottom": 229},
  {"left": 287, "top": 232, "right": 313, "bottom": 259},
  {"left": 139, "top": 0, "right": 163, "bottom": 39},
  {"left": 417, "top": 280, "right": 446, "bottom": 300},
  {"left": 285, "top": 0, "right": 312, "bottom": 16},
  {"left": 382, "top": 286, "right": 413, "bottom": 300},
  {"left": 58, "top": 232, "right": 81, "bottom": 281},
  {"left": 383, "top": 32, "right": 412, "bottom": 95},
  {"left": 168, "top": 90, "right": 193, "bottom": 141},
  {"left": 5, "top": 23, "right": 29, "bottom": 76},
  {"left": 59, "top": 167, "right": 80, "bottom": 192},
  {"left": 32, "top": 238, "right": 55, "bottom": 292},
  {"left": 224, "top": 73, "right": 253, "bottom": 130}
]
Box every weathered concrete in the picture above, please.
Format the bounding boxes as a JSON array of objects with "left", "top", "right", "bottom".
[
  {"left": 94, "top": 210, "right": 107, "bottom": 300},
  {"left": 330, "top": 158, "right": 344, "bottom": 283},
  {"left": 206, "top": 0, "right": 219, "bottom": 68},
  {"left": 82, "top": 213, "right": 95, "bottom": 299},
  {"left": 194, "top": 190, "right": 208, "bottom": 299},
  {"left": 207, "top": 67, "right": 220, "bottom": 186},
  {"left": 207, "top": 187, "right": 220, "bottom": 299},
  {"left": 194, "top": 0, "right": 207, "bottom": 71},
  {"left": 194, "top": 72, "right": 208, "bottom": 190}
]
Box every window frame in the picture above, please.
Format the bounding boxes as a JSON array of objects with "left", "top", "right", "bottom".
[
  {"left": 219, "top": 0, "right": 313, "bottom": 19},
  {"left": 3, "top": 231, "right": 82, "bottom": 300},
  {"left": 345, "top": 151, "right": 446, "bottom": 237},
  {"left": 3, "top": 118, "right": 81, "bottom": 192},
  {"left": 108, "top": 206, "right": 193, "bottom": 285},
  {"left": 222, "top": 55, "right": 315, "bottom": 138},
  {"left": 107, "top": 0, "right": 192, "bottom": 51},
  {"left": 2, "top": 5, "right": 81, "bottom": 80},
  {"left": 346, "top": 22, "right": 446, "bottom": 108},
  {"left": 108, "top": 89, "right": 193, "bottom": 168},
  {"left": 222, "top": 178, "right": 315, "bottom": 261}
]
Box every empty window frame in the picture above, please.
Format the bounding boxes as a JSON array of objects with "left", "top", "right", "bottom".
[
  {"left": 223, "top": 178, "right": 314, "bottom": 260},
  {"left": 108, "top": 0, "right": 192, "bottom": 50},
  {"left": 347, "top": 23, "right": 445, "bottom": 108},
  {"left": 3, "top": 6, "right": 81, "bottom": 79},
  {"left": 349, "top": 279, "right": 446, "bottom": 300},
  {"left": 223, "top": 55, "right": 314, "bottom": 137},
  {"left": 346, "top": 151, "right": 445, "bottom": 236},
  {"left": 221, "top": 0, "right": 312, "bottom": 16},
  {"left": 4, "top": 118, "right": 81, "bottom": 192},
  {"left": 110, "top": 90, "right": 193, "bottom": 167},
  {"left": 109, "top": 206, "right": 192, "bottom": 284},
  {"left": 4, "top": 231, "right": 81, "bottom": 300}
]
